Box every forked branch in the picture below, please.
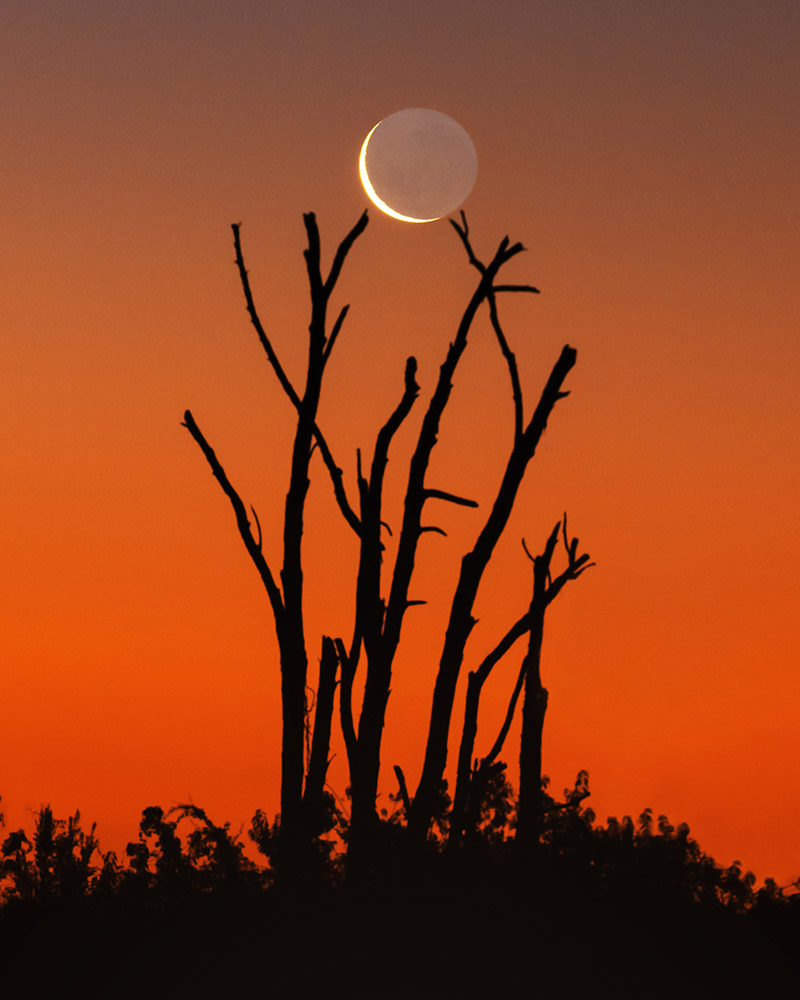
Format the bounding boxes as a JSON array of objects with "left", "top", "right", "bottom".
[
  {"left": 449, "top": 514, "right": 593, "bottom": 847},
  {"left": 232, "top": 220, "right": 362, "bottom": 536},
  {"left": 452, "top": 209, "right": 539, "bottom": 448}
]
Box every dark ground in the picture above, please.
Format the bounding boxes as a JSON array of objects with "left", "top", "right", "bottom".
[{"left": 2, "top": 877, "right": 797, "bottom": 999}]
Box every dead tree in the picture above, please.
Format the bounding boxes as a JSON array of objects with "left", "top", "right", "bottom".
[
  {"left": 407, "top": 220, "right": 578, "bottom": 845},
  {"left": 515, "top": 519, "right": 593, "bottom": 850},
  {"left": 183, "top": 212, "right": 367, "bottom": 870},
  {"left": 182, "top": 210, "right": 584, "bottom": 879},
  {"left": 449, "top": 516, "right": 593, "bottom": 850},
  {"left": 332, "top": 215, "right": 552, "bottom": 875}
]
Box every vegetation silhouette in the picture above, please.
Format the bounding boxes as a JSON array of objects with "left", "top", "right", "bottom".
[
  {"left": 2, "top": 795, "right": 799, "bottom": 995},
  {"left": 3, "top": 214, "right": 798, "bottom": 994}
]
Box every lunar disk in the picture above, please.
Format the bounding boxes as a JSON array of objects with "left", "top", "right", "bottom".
[{"left": 359, "top": 108, "right": 477, "bottom": 223}]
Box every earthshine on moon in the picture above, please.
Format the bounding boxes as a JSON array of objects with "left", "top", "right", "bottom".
[{"left": 359, "top": 108, "right": 478, "bottom": 223}]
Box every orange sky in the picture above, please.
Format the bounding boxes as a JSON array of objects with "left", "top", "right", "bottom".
[{"left": 3, "top": 1, "right": 799, "bottom": 882}]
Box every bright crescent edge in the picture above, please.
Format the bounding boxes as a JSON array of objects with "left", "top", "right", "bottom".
[{"left": 359, "top": 122, "right": 441, "bottom": 224}]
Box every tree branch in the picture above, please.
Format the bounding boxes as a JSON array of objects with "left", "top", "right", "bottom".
[
  {"left": 382, "top": 222, "right": 523, "bottom": 662},
  {"left": 353, "top": 357, "right": 419, "bottom": 660},
  {"left": 232, "top": 223, "right": 301, "bottom": 408},
  {"left": 451, "top": 211, "right": 527, "bottom": 273},
  {"left": 182, "top": 410, "right": 284, "bottom": 618},
  {"left": 412, "top": 344, "right": 577, "bottom": 842},
  {"left": 449, "top": 212, "right": 485, "bottom": 273},
  {"left": 324, "top": 210, "right": 369, "bottom": 296},
  {"left": 232, "top": 221, "right": 362, "bottom": 537},
  {"left": 319, "top": 441, "right": 362, "bottom": 536},
  {"left": 487, "top": 291, "right": 524, "bottom": 442},
  {"left": 334, "top": 637, "right": 358, "bottom": 765},
  {"left": 250, "top": 505, "right": 262, "bottom": 551},
  {"left": 302, "top": 212, "right": 324, "bottom": 302},
  {"left": 423, "top": 488, "right": 479, "bottom": 508},
  {"left": 481, "top": 659, "right": 527, "bottom": 771},
  {"left": 322, "top": 304, "right": 349, "bottom": 369}
]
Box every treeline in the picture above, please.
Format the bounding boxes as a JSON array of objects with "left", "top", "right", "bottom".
[
  {"left": 1, "top": 785, "right": 798, "bottom": 996},
  {"left": 3, "top": 779, "right": 798, "bottom": 909}
]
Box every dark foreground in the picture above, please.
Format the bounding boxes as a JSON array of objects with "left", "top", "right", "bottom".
[{"left": 3, "top": 873, "right": 798, "bottom": 999}]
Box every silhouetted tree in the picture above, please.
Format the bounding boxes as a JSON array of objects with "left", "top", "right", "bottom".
[
  {"left": 449, "top": 515, "right": 592, "bottom": 850},
  {"left": 184, "top": 210, "right": 585, "bottom": 878},
  {"left": 515, "top": 517, "right": 593, "bottom": 851},
  {"left": 318, "top": 213, "right": 583, "bottom": 876},
  {"left": 183, "top": 213, "right": 367, "bottom": 876},
  {"left": 123, "top": 803, "right": 261, "bottom": 901},
  {"left": 407, "top": 221, "right": 577, "bottom": 845},
  {"left": 333, "top": 213, "right": 554, "bottom": 877},
  {"left": 0, "top": 805, "right": 107, "bottom": 905}
]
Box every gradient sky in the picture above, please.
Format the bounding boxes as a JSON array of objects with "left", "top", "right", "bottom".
[{"left": 3, "top": 1, "right": 799, "bottom": 882}]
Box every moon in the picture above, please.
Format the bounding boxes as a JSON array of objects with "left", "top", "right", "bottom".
[{"left": 359, "top": 109, "right": 478, "bottom": 223}]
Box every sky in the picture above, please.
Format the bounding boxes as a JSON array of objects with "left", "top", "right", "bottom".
[{"left": 3, "top": 0, "right": 799, "bottom": 882}]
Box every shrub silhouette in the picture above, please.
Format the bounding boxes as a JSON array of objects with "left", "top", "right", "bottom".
[
  {"left": 123, "top": 803, "right": 262, "bottom": 901},
  {"left": 2, "top": 796, "right": 799, "bottom": 996},
  {"left": 0, "top": 805, "right": 110, "bottom": 906}
]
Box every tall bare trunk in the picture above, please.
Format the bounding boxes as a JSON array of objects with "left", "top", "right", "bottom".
[
  {"left": 515, "top": 584, "right": 548, "bottom": 851},
  {"left": 410, "top": 346, "right": 577, "bottom": 843},
  {"left": 185, "top": 212, "right": 368, "bottom": 878}
]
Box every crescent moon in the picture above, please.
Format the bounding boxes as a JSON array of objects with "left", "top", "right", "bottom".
[
  {"left": 359, "top": 123, "right": 439, "bottom": 224},
  {"left": 359, "top": 109, "right": 477, "bottom": 224}
]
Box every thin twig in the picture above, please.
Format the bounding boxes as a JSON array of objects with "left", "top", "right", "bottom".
[
  {"left": 487, "top": 291, "right": 524, "bottom": 442},
  {"left": 423, "top": 488, "right": 479, "bottom": 508}
]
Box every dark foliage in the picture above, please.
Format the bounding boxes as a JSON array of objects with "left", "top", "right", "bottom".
[
  {"left": 249, "top": 789, "right": 345, "bottom": 887},
  {"left": 2, "top": 793, "right": 798, "bottom": 997}
]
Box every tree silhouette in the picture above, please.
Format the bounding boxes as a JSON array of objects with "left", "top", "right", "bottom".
[
  {"left": 515, "top": 516, "right": 593, "bottom": 850},
  {"left": 2, "top": 798, "right": 798, "bottom": 997},
  {"left": 332, "top": 213, "right": 572, "bottom": 876},
  {"left": 183, "top": 212, "right": 367, "bottom": 876},
  {"left": 407, "top": 221, "right": 577, "bottom": 845},
  {"left": 449, "top": 516, "right": 592, "bottom": 850},
  {"left": 0, "top": 804, "right": 111, "bottom": 905},
  {"left": 183, "top": 210, "right": 587, "bottom": 879}
]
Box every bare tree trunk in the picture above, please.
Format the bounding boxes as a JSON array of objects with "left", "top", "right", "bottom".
[
  {"left": 409, "top": 346, "right": 577, "bottom": 843},
  {"left": 275, "top": 215, "right": 325, "bottom": 846},
  {"left": 341, "top": 219, "right": 549, "bottom": 873},
  {"left": 302, "top": 636, "right": 338, "bottom": 836},
  {"left": 185, "top": 212, "right": 368, "bottom": 877},
  {"left": 450, "top": 610, "right": 532, "bottom": 848},
  {"left": 340, "top": 228, "right": 520, "bottom": 872},
  {"left": 450, "top": 516, "right": 592, "bottom": 849},
  {"left": 515, "top": 564, "right": 548, "bottom": 852},
  {"left": 451, "top": 670, "right": 483, "bottom": 848}
]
